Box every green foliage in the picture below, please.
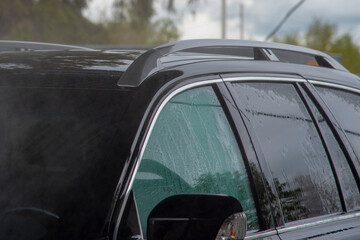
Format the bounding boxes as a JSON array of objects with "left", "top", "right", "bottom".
[
  {"left": 0, "top": 0, "right": 187, "bottom": 45},
  {"left": 330, "top": 34, "right": 360, "bottom": 73},
  {"left": 109, "top": 0, "right": 199, "bottom": 45},
  {"left": 273, "top": 32, "right": 301, "bottom": 46},
  {"left": 274, "top": 18, "right": 360, "bottom": 73},
  {"left": 0, "top": 0, "right": 109, "bottom": 44},
  {"left": 106, "top": 17, "right": 179, "bottom": 46},
  {"left": 113, "top": 0, "right": 155, "bottom": 27},
  {"left": 113, "top": 0, "right": 199, "bottom": 21},
  {"left": 62, "top": 0, "right": 88, "bottom": 12},
  {"left": 305, "top": 19, "right": 337, "bottom": 51},
  {"left": 145, "top": 18, "right": 180, "bottom": 45}
]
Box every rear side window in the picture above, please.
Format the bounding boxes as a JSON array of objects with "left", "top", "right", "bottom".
[
  {"left": 316, "top": 87, "right": 360, "bottom": 160},
  {"left": 232, "top": 82, "right": 342, "bottom": 222},
  {"left": 131, "top": 86, "right": 258, "bottom": 236},
  {"left": 303, "top": 90, "right": 360, "bottom": 210}
]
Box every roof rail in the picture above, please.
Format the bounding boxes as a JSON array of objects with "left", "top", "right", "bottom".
[
  {"left": 118, "top": 39, "right": 348, "bottom": 87},
  {"left": 0, "top": 40, "right": 95, "bottom": 52}
]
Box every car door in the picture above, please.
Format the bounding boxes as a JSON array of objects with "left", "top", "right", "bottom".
[
  {"left": 116, "top": 78, "right": 281, "bottom": 239},
  {"left": 223, "top": 74, "right": 360, "bottom": 239}
]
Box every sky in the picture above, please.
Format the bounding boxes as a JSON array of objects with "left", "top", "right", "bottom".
[{"left": 84, "top": 0, "right": 360, "bottom": 42}]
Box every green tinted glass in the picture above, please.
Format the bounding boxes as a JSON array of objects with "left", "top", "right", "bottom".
[{"left": 132, "top": 86, "right": 258, "bottom": 236}]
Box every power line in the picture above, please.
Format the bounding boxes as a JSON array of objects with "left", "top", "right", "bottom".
[{"left": 265, "top": 0, "right": 306, "bottom": 41}]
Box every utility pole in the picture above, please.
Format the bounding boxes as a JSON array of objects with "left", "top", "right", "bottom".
[
  {"left": 240, "top": 3, "right": 244, "bottom": 40},
  {"left": 221, "top": 0, "right": 226, "bottom": 39}
]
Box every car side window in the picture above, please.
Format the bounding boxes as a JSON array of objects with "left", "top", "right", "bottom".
[
  {"left": 303, "top": 89, "right": 360, "bottom": 211},
  {"left": 231, "top": 82, "right": 342, "bottom": 223},
  {"left": 131, "top": 86, "right": 258, "bottom": 236},
  {"left": 315, "top": 87, "right": 360, "bottom": 161}
]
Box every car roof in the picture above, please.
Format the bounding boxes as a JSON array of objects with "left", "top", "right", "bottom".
[
  {"left": 0, "top": 49, "right": 142, "bottom": 71},
  {"left": 1, "top": 39, "right": 359, "bottom": 91},
  {"left": 0, "top": 48, "right": 143, "bottom": 89},
  {"left": 118, "top": 39, "right": 356, "bottom": 87},
  {"left": 0, "top": 40, "right": 96, "bottom": 52}
]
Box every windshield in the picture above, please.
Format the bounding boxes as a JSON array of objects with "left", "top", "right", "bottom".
[{"left": 0, "top": 86, "right": 131, "bottom": 239}]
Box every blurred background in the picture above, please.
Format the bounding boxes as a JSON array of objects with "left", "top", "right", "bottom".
[{"left": 0, "top": 0, "right": 359, "bottom": 73}]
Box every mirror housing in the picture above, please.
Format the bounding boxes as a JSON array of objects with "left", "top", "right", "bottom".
[{"left": 147, "top": 194, "right": 246, "bottom": 240}]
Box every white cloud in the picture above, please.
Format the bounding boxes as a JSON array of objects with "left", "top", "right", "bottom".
[
  {"left": 355, "top": 25, "right": 360, "bottom": 42},
  {"left": 85, "top": 0, "right": 360, "bottom": 42},
  {"left": 180, "top": 13, "right": 221, "bottom": 39},
  {"left": 83, "top": 0, "right": 114, "bottom": 23}
]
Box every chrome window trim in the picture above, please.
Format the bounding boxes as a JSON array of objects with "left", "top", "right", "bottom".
[
  {"left": 113, "top": 75, "right": 317, "bottom": 239},
  {"left": 245, "top": 230, "right": 278, "bottom": 239},
  {"left": 309, "top": 80, "right": 360, "bottom": 94},
  {"left": 223, "top": 76, "right": 305, "bottom": 83},
  {"left": 276, "top": 212, "right": 360, "bottom": 235},
  {"left": 125, "top": 78, "right": 222, "bottom": 197},
  {"left": 113, "top": 78, "right": 222, "bottom": 239}
]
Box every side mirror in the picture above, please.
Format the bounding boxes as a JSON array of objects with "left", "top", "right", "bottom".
[{"left": 147, "top": 194, "right": 247, "bottom": 240}]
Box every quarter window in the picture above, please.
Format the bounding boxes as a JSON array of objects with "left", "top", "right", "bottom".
[
  {"left": 316, "top": 87, "right": 360, "bottom": 160},
  {"left": 132, "top": 86, "right": 258, "bottom": 236},
  {"left": 232, "top": 82, "right": 342, "bottom": 222},
  {"left": 303, "top": 90, "right": 360, "bottom": 210}
]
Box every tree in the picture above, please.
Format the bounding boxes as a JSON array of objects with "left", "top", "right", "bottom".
[
  {"left": 0, "top": 0, "right": 108, "bottom": 44},
  {"left": 274, "top": 19, "right": 360, "bottom": 73},
  {"left": 112, "top": 0, "right": 198, "bottom": 24},
  {"left": 113, "top": 0, "right": 154, "bottom": 28},
  {"left": 273, "top": 32, "right": 301, "bottom": 46},
  {"left": 62, "top": 0, "right": 88, "bottom": 12},
  {"left": 108, "top": 0, "right": 198, "bottom": 45},
  {"left": 147, "top": 18, "right": 180, "bottom": 45},
  {"left": 107, "top": 17, "right": 179, "bottom": 46},
  {"left": 0, "top": 0, "right": 196, "bottom": 45},
  {"left": 305, "top": 19, "right": 337, "bottom": 52},
  {"left": 330, "top": 34, "right": 360, "bottom": 73}
]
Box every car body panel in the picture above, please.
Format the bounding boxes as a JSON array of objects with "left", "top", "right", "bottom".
[
  {"left": 278, "top": 212, "right": 360, "bottom": 239},
  {"left": 0, "top": 40, "right": 360, "bottom": 239}
]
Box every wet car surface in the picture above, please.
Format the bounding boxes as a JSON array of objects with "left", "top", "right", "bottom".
[{"left": 0, "top": 39, "right": 360, "bottom": 240}]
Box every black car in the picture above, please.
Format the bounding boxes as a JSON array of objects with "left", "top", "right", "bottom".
[{"left": 0, "top": 39, "right": 360, "bottom": 240}]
